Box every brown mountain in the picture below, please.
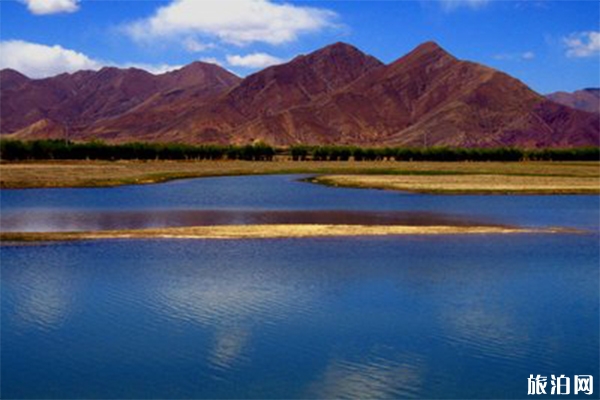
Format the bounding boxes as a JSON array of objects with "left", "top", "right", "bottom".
[
  {"left": 546, "top": 88, "right": 600, "bottom": 114},
  {"left": 273, "top": 41, "right": 598, "bottom": 147},
  {"left": 0, "top": 62, "right": 241, "bottom": 135},
  {"left": 3, "top": 41, "right": 599, "bottom": 148},
  {"left": 84, "top": 42, "right": 384, "bottom": 143}
]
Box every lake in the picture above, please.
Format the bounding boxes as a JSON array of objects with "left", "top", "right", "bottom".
[
  {"left": 1, "top": 175, "right": 599, "bottom": 231},
  {"left": 1, "top": 175, "right": 598, "bottom": 398}
]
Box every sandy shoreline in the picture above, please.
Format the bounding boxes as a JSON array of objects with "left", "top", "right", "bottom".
[
  {"left": 0, "top": 224, "right": 580, "bottom": 243},
  {"left": 313, "top": 174, "right": 600, "bottom": 194}
]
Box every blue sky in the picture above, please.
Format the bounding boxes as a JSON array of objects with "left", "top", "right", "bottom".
[{"left": 1, "top": 0, "right": 598, "bottom": 93}]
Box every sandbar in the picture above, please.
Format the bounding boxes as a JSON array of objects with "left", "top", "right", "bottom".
[{"left": 0, "top": 224, "right": 578, "bottom": 243}]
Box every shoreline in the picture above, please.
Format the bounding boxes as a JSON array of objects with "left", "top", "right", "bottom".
[
  {"left": 0, "top": 224, "right": 582, "bottom": 243},
  {"left": 310, "top": 174, "right": 600, "bottom": 195},
  {"left": 1, "top": 160, "right": 598, "bottom": 194}
]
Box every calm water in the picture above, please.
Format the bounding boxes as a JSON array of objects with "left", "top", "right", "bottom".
[
  {"left": 1, "top": 175, "right": 599, "bottom": 399},
  {"left": 1, "top": 175, "right": 599, "bottom": 231}
]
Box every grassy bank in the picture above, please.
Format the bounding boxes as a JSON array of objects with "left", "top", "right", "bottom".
[
  {"left": 0, "top": 224, "right": 575, "bottom": 243},
  {"left": 1, "top": 160, "right": 598, "bottom": 192}
]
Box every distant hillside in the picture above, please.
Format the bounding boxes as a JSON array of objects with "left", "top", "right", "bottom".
[
  {"left": 1, "top": 63, "right": 241, "bottom": 137},
  {"left": 546, "top": 88, "right": 600, "bottom": 114},
  {"left": 2, "top": 42, "right": 598, "bottom": 148}
]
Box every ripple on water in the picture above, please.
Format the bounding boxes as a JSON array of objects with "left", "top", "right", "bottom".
[
  {"left": 1, "top": 226, "right": 597, "bottom": 399},
  {"left": 307, "top": 352, "right": 425, "bottom": 399}
]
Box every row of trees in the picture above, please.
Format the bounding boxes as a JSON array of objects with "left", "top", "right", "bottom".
[
  {"left": 290, "top": 145, "right": 600, "bottom": 162},
  {"left": 0, "top": 140, "right": 275, "bottom": 161},
  {"left": 1, "top": 139, "right": 598, "bottom": 162}
]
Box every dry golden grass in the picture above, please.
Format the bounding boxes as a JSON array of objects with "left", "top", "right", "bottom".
[
  {"left": 1, "top": 159, "right": 598, "bottom": 191},
  {"left": 315, "top": 173, "right": 600, "bottom": 194},
  {"left": 0, "top": 224, "right": 574, "bottom": 243}
]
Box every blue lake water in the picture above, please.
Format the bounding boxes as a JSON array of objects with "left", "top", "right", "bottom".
[
  {"left": 1, "top": 175, "right": 599, "bottom": 231},
  {"left": 1, "top": 175, "right": 599, "bottom": 398}
]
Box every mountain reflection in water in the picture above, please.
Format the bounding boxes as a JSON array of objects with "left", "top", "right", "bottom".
[{"left": 0, "top": 209, "right": 508, "bottom": 232}]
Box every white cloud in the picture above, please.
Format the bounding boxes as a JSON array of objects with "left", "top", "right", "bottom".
[
  {"left": 0, "top": 40, "right": 100, "bottom": 78},
  {"left": 124, "top": 0, "right": 337, "bottom": 46},
  {"left": 0, "top": 40, "right": 181, "bottom": 78},
  {"left": 183, "top": 37, "right": 215, "bottom": 53},
  {"left": 226, "top": 53, "right": 285, "bottom": 69},
  {"left": 122, "top": 63, "right": 183, "bottom": 75},
  {"left": 439, "top": 0, "right": 490, "bottom": 11},
  {"left": 20, "top": 0, "right": 79, "bottom": 15},
  {"left": 564, "top": 31, "right": 600, "bottom": 58},
  {"left": 200, "top": 57, "right": 223, "bottom": 66}
]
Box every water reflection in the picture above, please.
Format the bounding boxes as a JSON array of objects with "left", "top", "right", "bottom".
[
  {"left": 2, "top": 175, "right": 599, "bottom": 232},
  {"left": 309, "top": 352, "right": 423, "bottom": 399},
  {"left": 4, "top": 261, "right": 80, "bottom": 331},
  {"left": 153, "top": 259, "right": 317, "bottom": 373},
  {"left": 156, "top": 270, "right": 311, "bottom": 325},
  {"left": 1, "top": 235, "right": 598, "bottom": 399},
  {"left": 208, "top": 327, "right": 252, "bottom": 371},
  {"left": 1, "top": 209, "right": 504, "bottom": 232}
]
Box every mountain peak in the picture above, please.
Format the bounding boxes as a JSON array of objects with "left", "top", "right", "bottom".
[
  {"left": 174, "top": 61, "right": 223, "bottom": 72},
  {"left": 408, "top": 41, "right": 453, "bottom": 59},
  {"left": 318, "top": 41, "right": 363, "bottom": 53},
  {"left": 416, "top": 41, "right": 444, "bottom": 51},
  {"left": 101, "top": 66, "right": 153, "bottom": 76},
  {"left": 387, "top": 40, "right": 456, "bottom": 71},
  {"left": 303, "top": 41, "right": 381, "bottom": 64},
  {"left": 242, "top": 41, "right": 382, "bottom": 87},
  {"left": 160, "top": 61, "right": 241, "bottom": 89},
  {"left": 0, "top": 68, "right": 31, "bottom": 91},
  {"left": 0, "top": 68, "right": 30, "bottom": 79},
  {"left": 210, "top": 41, "right": 383, "bottom": 120}
]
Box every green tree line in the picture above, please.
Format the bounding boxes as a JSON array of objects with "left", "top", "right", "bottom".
[
  {"left": 290, "top": 145, "right": 600, "bottom": 162},
  {"left": 0, "top": 140, "right": 275, "bottom": 161},
  {"left": 1, "top": 140, "right": 598, "bottom": 162}
]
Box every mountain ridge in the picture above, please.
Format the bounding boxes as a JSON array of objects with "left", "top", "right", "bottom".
[
  {"left": 1, "top": 62, "right": 242, "bottom": 137},
  {"left": 2, "top": 41, "right": 599, "bottom": 148}
]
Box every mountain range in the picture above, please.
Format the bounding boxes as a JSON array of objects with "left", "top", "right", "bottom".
[{"left": 1, "top": 41, "right": 598, "bottom": 148}]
